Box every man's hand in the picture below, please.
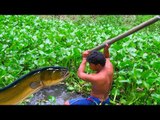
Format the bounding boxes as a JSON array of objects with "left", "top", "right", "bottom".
[
  {"left": 82, "top": 50, "right": 90, "bottom": 58},
  {"left": 105, "top": 43, "right": 110, "bottom": 50}
]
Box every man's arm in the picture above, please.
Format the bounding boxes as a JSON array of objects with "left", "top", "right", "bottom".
[
  {"left": 104, "top": 44, "right": 113, "bottom": 74},
  {"left": 77, "top": 51, "right": 100, "bottom": 82},
  {"left": 104, "top": 44, "right": 110, "bottom": 59}
]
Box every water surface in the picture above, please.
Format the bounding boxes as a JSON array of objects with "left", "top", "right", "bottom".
[{"left": 26, "top": 84, "right": 83, "bottom": 105}]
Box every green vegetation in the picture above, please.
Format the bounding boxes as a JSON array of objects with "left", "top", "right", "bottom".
[{"left": 0, "top": 15, "right": 159, "bottom": 105}]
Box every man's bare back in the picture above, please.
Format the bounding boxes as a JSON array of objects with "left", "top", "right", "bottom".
[{"left": 90, "top": 58, "right": 114, "bottom": 101}]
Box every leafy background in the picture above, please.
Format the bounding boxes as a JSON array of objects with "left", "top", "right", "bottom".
[{"left": 0, "top": 15, "right": 159, "bottom": 105}]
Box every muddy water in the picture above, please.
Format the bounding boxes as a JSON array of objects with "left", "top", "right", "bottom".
[{"left": 26, "top": 84, "right": 83, "bottom": 105}]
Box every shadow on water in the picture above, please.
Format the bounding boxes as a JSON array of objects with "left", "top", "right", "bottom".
[{"left": 25, "top": 84, "right": 83, "bottom": 105}]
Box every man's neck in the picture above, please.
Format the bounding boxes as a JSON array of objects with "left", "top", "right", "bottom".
[{"left": 96, "top": 66, "right": 104, "bottom": 73}]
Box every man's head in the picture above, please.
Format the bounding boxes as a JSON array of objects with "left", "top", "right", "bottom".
[{"left": 86, "top": 51, "right": 106, "bottom": 71}]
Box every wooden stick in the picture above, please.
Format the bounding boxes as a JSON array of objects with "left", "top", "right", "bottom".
[{"left": 90, "top": 15, "right": 160, "bottom": 52}]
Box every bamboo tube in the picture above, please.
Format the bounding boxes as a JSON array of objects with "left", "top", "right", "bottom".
[{"left": 90, "top": 15, "right": 160, "bottom": 52}]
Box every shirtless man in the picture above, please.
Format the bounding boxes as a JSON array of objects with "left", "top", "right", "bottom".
[{"left": 64, "top": 44, "right": 114, "bottom": 105}]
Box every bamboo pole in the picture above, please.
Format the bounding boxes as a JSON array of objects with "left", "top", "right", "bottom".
[{"left": 90, "top": 15, "right": 160, "bottom": 52}]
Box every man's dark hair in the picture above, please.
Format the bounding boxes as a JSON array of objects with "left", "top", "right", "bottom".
[{"left": 86, "top": 51, "right": 106, "bottom": 66}]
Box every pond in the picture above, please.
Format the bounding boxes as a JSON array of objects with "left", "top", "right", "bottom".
[{"left": 24, "top": 84, "right": 83, "bottom": 105}]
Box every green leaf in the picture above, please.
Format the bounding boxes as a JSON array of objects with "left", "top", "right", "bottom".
[
  {"left": 119, "top": 79, "right": 130, "bottom": 83},
  {"left": 120, "top": 98, "right": 127, "bottom": 104},
  {"left": 142, "top": 81, "right": 150, "bottom": 90},
  {"left": 151, "top": 93, "right": 160, "bottom": 102},
  {"left": 67, "top": 86, "right": 75, "bottom": 91},
  {"left": 142, "top": 53, "right": 148, "bottom": 59},
  {"left": 136, "top": 80, "right": 142, "bottom": 85},
  {"left": 48, "top": 96, "right": 56, "bottom": 103}
]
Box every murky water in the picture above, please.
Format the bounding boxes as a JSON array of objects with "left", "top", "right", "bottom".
[{"left": 25, "top": 84, "right": 83, "bottom": 105}]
